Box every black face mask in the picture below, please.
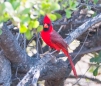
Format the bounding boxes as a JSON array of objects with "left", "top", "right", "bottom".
[{"left": 43, "top": 23, "right": 50, "bottom": 31}]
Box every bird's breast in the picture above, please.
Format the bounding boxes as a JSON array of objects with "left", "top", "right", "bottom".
[
  {"left": 41, "top": 31, "right": 55, "bottom": 49},
  {"left": 41, "top": 31, "right": 50, "bottom": 42}
]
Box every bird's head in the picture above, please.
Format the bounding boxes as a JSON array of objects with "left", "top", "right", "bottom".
[{"left": 43, "top": 15, "right": 52, "bottom": 31}]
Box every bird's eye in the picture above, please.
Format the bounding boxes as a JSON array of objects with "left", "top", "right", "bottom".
[{"left": 48, "top": 23, "right": 50, "bottom": 26}]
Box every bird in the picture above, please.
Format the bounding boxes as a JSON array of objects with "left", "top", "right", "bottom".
[{"left": 40, "top": 15, "right": 77, "bottom": 78}]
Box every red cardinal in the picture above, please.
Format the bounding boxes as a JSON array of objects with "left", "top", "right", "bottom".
[{"left": 41, "top": 15, "right": 77, "bottom": 77}]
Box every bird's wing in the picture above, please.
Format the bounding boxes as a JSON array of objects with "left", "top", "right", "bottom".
[{"left": 50, "top": 30, "right": 67, "bottom": 49}]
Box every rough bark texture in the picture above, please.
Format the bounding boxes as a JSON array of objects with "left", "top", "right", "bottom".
[
  {"left": 0, "top": 23, "right": 34, "bottom": 73},
  {"left": 0, "top": 23, "right": 29, "bottom": 64},
  {"left": 0, "top": 51, "right": 11, "bottom": 86},
  {"left": 45, "top": 78, "right": 64, "bottom": 86}
]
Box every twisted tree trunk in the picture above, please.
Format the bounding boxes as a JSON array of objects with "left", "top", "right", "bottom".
[{"left": 0, "top": 51, "right": 11, "bottom": 86}]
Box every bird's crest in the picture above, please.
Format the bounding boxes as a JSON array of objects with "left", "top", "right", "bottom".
[{"left": 43, "top": 15, "right": 51, "bottom": 24}]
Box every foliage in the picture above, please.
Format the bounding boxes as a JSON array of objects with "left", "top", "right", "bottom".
[
  {"left": 60, "top": 0, "right": 78, "bottom": 18},
  {"left": 93, "top": 0, "right": 98, "bottom": 4},
  {"left": 90, "top": 51, "right": 101, "bottom": 76},
  {"left": 0, "top": 0, "right": 78, "bottom": 39}
]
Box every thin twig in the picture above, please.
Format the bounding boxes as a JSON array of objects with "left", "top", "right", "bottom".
[
  {"left": 57, "top": 46, "right": 101, "bottom": 58},
  {"left": 57, "top": 18, "right": 67, "bottom": 33},
  {"left": 36, "top": 33, "right": 40, "bottom": 58},
  {"left": 72, "top": 30, "right": 90, "bottom": 62},
  {"left": 73, "top": 66, "right": 91, "bottom": 85},
  {"left": 15, "top": 67, "right": 20, "bottom": 81},
  {"left": 16, "top": 31, "right": 20, "bottom": 41},
  {"left": 24, "top": 34, "right": 27, "bottom": 62},
  {"left": 69, "top": 74, "right": 101, "bottom": 84}
]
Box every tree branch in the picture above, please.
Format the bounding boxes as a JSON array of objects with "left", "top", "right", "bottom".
[
  {"left": 0, "top": 51, "right": 11, "bottom": 86},
  {"left": 65, "top": 13, "right": 101, "bottom": 44},
  {"left": 57, "top": 46, "right": 101, "bottom": 58},
  {"left": 69, "top": 75, "right": 101, "bottom": 84},
  {"left": 0, "top": 23, "right": 34, "bottom": 72},
  {"left": 0, "top": 23, "right": 28, "bottom": 64}
]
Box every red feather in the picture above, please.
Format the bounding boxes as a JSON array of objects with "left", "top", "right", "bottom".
[{"left": 41, "top": 15, "right": 77, "bottom": 78}]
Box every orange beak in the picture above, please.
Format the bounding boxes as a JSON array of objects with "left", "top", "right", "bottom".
[{"left": 44, "top": 23, "right": 48, "bottom": 28}]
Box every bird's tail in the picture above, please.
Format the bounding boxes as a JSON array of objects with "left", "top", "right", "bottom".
[{"left": 62, "top": 48, "right": 77, "bottom": 78}]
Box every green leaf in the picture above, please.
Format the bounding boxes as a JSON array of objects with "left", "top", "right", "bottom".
[
  {"left": 69, "top": 0, "right": 73, "bottom": 7},
  {"left": 25, "top": 30, "right": 33, "bottom": 40},
  {"left": 28, "top": 20, "right": 34, "bottom": 30},
  {"left": 89, "top": 66, "right": 95, "bottom": 73},
  {"left": 4, "top": 2, "right": 14, "bottom": 14},
  {"left": 20, "top": 14, "right": 30, "bottom": 24},
  {"left": 92, "top": 12, "right": 97, "bottom": 17},
  {"left": 41, "top": 2, "right": 51, "bottom": 13},
  {"left": 62, "top": 2, "right": 68, "bottom": 8},
  {"left": 71, "top": 3, "right": 77, "bottom": 10},
  {"left": 97, "top": 57, "right": 101, "bottom": 63},
  {"left": 40, "top": 10, "right": 45, "bottom": 15},
  {"left": 0, "top": 17, "right": 4, "bottom": 23},
  {"left": 41, "top": 2, "right": 51, "bottom": 10},
  {"left": 21, "top": 8, "right": 30, "bottom": 14},
  {"left": 52, "top": 3, "right": 60, "bottom": 11},
  {"left": 33, "top": 20, "right": 39, "bottom": 28},
  {"left": 93, "top": 67, "right": 99, "bottom": 76},
  {"left": 12, "top": 1, "right": 20, "bottom": 10},
  {"left": 48, "top": 14, "right": 57, "bottom": 21},
  {"left": 41, "top": 1, "right": 60, "bottom": 13},
  {"left": 65, "top": 9, "right": 72, "bottom": 18},
  {"left": 20, "top": 24, "right": 28, "bottom": 33},
  {"left": 0, "top": 3, "right": 5, "bottom": 14},
  {"left": 0, "top": 29, "right": 2, "bottom": 35},
  {"left": 28, "top": 20, "right": 39, "bottom": 30},
  {"left": 90, "top": 57, "right": 97, "bottom": 62},
  {"left": 69, "top": 1, "right": 77, "bottom": 9},
  {"left": 90, "top": 51, "right": 101, "bottom": 63},
  {"left": 98, "top": 51, "right": 101, "bottom": 57},
  {"left": 37, "top": 25, "right": 43, "bottom": 32},
  {"left": 54, "top": 13, "right": 62, "bottom": 19},
  {"left": 49, "top": 2, "right": 60, "bottom": 12},
  {"left": 96, "top": 55, "right": 101, "bottom": 63},
  {"left": 94, "top": 0, "right": 98, "bottom": 4},
  {"left": 3, "top": 12, "right": 10, "bottom": 22}
]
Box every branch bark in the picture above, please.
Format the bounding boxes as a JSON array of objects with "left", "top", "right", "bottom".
[
  {"left": 0, "top": 23, "right": 34, "bottom": 72},
  {"left": 0, "top": 51, "right": 11, "bottom": 86},
  {"left": 65, "top": 13, "right": 101, "bottom": 44}
]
